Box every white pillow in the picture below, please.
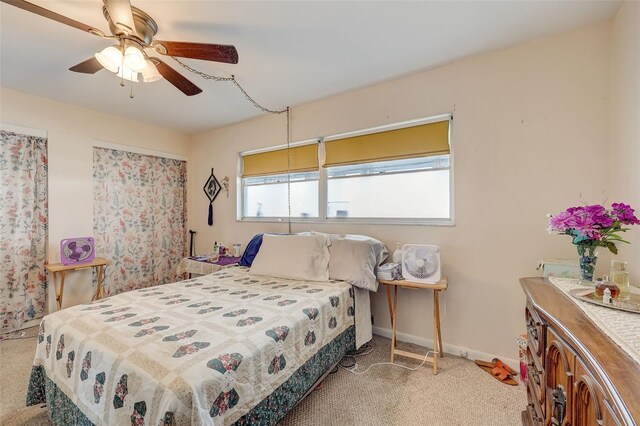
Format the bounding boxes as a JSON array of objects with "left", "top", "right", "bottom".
[
  {"left": 250, "top": 234, "right": 330, "bottom": 281},
  {"left": 327, "top": 238, "right": 379, "bottom": 291},
  {"left": 307, "top": 231, "right": 389, "bottom": 266},
  {"left": 332, "top": 234, "right": 389, "bottom": 266}
]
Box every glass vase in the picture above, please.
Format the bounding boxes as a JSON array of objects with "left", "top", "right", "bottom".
[{"left": 576, "top": 245, "right": 597, "bottom": 284}]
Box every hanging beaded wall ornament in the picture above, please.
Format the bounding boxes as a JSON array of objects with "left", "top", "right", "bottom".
[{"left": 203, "top": 168, "right": 222, "bottom": 226}]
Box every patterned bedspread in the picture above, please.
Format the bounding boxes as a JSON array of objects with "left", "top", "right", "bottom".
[{"left": 27, "top": 267, "right": 355, "bottom": 425}]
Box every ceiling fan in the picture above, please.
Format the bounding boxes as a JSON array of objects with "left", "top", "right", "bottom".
[{"left": 1, "top": 0, "right": 239, "bottom": 96}]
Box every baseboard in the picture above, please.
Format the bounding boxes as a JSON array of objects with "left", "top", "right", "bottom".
[
  {"left": 1, "top": 318, "right": 41, "bottom": 335},
  {"left": 21, "top": 318, "right": 42, "bottom": 330},
  {"left": 372, "top": 326, "right": 520, "bottom": 368}
]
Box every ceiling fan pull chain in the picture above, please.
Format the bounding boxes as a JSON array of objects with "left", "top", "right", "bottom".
[
  {"left": 171, "top": 57, "right": 287, "bottom": 115},
  {"left": 130, "top": 78, "right": 134, "bottom": 99},
  {"left": 120, "top": 44, "right": 126, "bottom": 87},
  {"left": 231, "top": 76, "right": 287, "bottom": 115}
]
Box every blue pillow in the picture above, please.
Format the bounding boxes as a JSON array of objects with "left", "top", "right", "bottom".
[{"left": 239, "top": 234, "right": 264, "bottom": 267}]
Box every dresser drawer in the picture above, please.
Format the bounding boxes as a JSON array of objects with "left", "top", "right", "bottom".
[
  {"left": 525, "top": 303, "right": 545, "bottom": 365},
  {"left": 526, "top": 346, "right": 545, "bottom": 408},
  {"left": 526, "top": 378, "right": 544, "bottom": 426}
]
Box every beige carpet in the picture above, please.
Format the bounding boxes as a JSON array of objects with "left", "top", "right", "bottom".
[{"left": 1, "top": 328, "right": 525, "bottom": 425}]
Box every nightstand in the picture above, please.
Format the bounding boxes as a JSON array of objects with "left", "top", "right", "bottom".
[
  {"left": 176, "top": 255, "right": 241, "bottom": 278},
  {"left": 45, "top": 257, "right": 111, "bottom": 310},
  {"left": 378, "top": 277, "right": 448, "bottom": 375}
]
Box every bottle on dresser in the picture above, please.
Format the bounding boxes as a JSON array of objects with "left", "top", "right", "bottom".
[{"left": 610, "top": 260, "right": 630, "bottom": 301}]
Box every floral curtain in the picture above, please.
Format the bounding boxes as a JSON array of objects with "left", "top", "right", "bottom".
[
  {"left": 93, "top": 147, "right": 187, "bottom": 295},
  {"left": 0, "top": 130, "right": 48, "bottom": 333}
]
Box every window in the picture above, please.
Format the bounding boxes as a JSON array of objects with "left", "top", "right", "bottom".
[
  {"left": 243, "top": 172, "right": 319, "bottom": 218},
  {"left": 326, "top": 155, "right": 450, "bottom": 219},
  {"left": 241, "top": 143, "right": 319, "bottom": 219},
  {"left": 239, "top": 115, "right": 453, "bottom": 225}
]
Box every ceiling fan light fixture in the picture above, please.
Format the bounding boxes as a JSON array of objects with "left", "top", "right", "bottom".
[
  {"left": 123, "top": 45, "right": 146, "bottom": 72},
  {"left": 117, "top": 65, "right": 140, "bottom": 82},
  {"left": 95, "top": 45, "right": 122, "bottom": 73},
  {"left": 141, "top": 60, "right": 162, "bottom": 82}
]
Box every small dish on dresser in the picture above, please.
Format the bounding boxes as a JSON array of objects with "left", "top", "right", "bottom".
[{"left": 569, "top": 288, "right": 640, "bottom": 314}]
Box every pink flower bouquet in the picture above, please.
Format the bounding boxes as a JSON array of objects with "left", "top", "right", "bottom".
[
  {"left": 548, "top": 203, "right": 639, "bottom": 254},
  {"left": 547, "top": 203, "right": 639, "bottom": 282}
]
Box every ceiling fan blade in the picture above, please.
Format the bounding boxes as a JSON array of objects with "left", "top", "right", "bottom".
[
  {"left": 1, "top": 0, "right": 105, "bottom": 36},
  {"left": 103, "top": 0, "right": 136, "bottom": 36},
  {"left": 154, "top": 41, "right": 239, "bottom": 64},
  {"left": 152, "top": 57, "right": 202, "bottom": 96},
  {"left": 69, "top": 57, "right": 103, "bottom": 74}
]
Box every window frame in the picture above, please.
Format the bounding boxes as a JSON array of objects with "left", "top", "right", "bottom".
[
  {"left": 237, "top": 114, "right": 455, "bottom": 226},
  {"left": 241, "top": 170, "right": 321, "bottom": 219}
]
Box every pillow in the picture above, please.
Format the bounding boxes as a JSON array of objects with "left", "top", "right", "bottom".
[
  {"left": 238, "top": 233, "right": 264, "bottom": 267},
  {"left": 249, "top": 234, "right": 331, "bottom": 281},
  {"left": 309, "top": 231, "right": 389, "bottom": 266},
  {"left": 327, "top": 238, "right": 379, "bottom": 291},
  {"left": 334, "top": 234, "right": 389, "bottom": 266}
]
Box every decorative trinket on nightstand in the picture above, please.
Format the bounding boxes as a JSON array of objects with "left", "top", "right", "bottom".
[{"left": 602, "top": 288, "right": 612, "bottom": 304}]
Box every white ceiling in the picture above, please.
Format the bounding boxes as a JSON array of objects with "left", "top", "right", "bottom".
[{"left": 0, "top": 1, "right": 621, "bottom": 134}]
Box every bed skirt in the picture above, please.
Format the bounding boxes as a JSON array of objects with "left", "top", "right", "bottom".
[{"left": 27, "top": 326, "right": 355, "bottom": 425}]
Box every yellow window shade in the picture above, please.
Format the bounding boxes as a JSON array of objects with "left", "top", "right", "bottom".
[
  {"left": 242, "top": 143, "right": 318, "bottom": 177},
  {"left": 324, "top": 120, "right": 450, "bottom": 167}
]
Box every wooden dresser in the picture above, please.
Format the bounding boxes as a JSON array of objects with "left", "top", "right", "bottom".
[{"left": 520, "top": 277, "right": 639, "bottom": 426}]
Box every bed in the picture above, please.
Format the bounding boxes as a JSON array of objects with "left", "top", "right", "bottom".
[{"left": 26, "top": 266, "right": 361, "bottom": 425}]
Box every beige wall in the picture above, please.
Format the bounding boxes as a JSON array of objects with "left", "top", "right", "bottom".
[
  {"left": 609, "top": 1, "right": 640, "bottom": 281},
  {"left": 188, "top": 24, "right": 613, "bottom": 362},
  {"left": 0, "top": 87, "right": 189, "bottom": 312}
]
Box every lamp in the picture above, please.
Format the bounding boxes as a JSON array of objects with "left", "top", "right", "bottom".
[
  {"left": 123, "top": 45, "right": 146, "bottom": 72},
  {"left": 141, "top": 59, "right": 162, "bottom": 82},
  {"left": 94, "top": 42, "right": 162, "bottom": 88},
  {"left": 94, "top": 45, "right": 122, "bottom": 73},
  {"left": 117, "top": 65, "right": 139, "bottom": 82}
]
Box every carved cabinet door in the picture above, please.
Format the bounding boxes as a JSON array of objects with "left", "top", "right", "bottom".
[
  {"left": 573, "top": 359, "right": 623, "bottom": 426},
  {"left": 573, "top": 374, "right": 602, "bottom": 426},
  {"left": 546, "top": 330, "right": 574, "bottom": 426}
]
